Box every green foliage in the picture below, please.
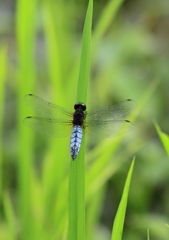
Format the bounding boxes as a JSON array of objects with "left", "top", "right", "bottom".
[
  {"left": 147, "top": 229, "right": 150, "bottom": 240},
  {"left": 154, "top": 121, "right": 169, "bottom": 158},
  {"left": 0, "top": 0, "right": 169, "bottom": 240},
  {"left": 68, "top": 1, "right": 93, "bottom": 239},
  {"left": 0, "top": 46, "right": 7, "bottom": 197},
  {"left": 111, "top": 159, "right": 135, "bottom": 240}
]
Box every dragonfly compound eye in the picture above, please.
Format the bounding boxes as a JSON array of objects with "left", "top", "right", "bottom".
[{"left": 74, "top": 102, "right": 86, "bottom": 111}]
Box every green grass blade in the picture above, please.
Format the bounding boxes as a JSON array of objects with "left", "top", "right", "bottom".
[
  {"left": 68, "top": 1, "right": 93, "bottom": 240},
  {"left": 41, "top": 2, "right": 70, "bottom": 225},
  {"left": 147, "top": 229, "right": 150, "bottom": 240},
  {"left": 154, "top": 121, "right": 169, "bottom": 158},
  {"left": 0, "top": 46, "right": 7, "bottom": 198},
  {"left": 3, "top": 192, "right": 16, "bottom": 240},
  {"left": 76, "top": 1, "right": 93, "bottom": 103},
  {"left": 111, "top": 158, "right": 135, "bottom": 240},
  {"left": 16, "top": 0, "right": 38, "bottom": 239},
  {"left": 41, "top": 0, "right": 63, "bottom": 102},
  {"left": 93, "top": 0, "right": 125, "bottom": 45}
]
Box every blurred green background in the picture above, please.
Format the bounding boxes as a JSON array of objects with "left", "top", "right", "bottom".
[{"left": 0, "top": 0, "right": 169, "bottom": 239}]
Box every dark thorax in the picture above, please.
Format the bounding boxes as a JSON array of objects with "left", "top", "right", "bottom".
[{"left": 73, "top": 102, "right": 86, "bottom": 127}]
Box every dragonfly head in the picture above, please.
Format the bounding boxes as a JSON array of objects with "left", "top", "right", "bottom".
[{"left": 74, "top": 102, "right": 86, "bottom": 111}]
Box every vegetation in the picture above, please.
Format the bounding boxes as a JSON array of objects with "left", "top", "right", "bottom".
[{"left": 0, "top": 0, "right": 169, "bottom": 239}]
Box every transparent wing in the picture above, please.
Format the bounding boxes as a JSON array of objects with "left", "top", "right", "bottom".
[
  {"left": 24, "top": 94, "right": 73, "bottom": 119},
  {"left": 84, "top": 120, "right": 134, "bottom": 139},
  {"left": 86, "top": 99, "right": 136, "bottom": 121},
  {"left": 23, "top": 117, "right": 73, "bottom": 138}
]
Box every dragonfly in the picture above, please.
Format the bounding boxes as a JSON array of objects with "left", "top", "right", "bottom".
[{"left": 23, "top": 94, "right": 136, "bottom": 160}]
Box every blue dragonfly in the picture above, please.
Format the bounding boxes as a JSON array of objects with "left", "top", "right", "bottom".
[{"left": 23, "top": 94, "right": 136, "bottom": 160}]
